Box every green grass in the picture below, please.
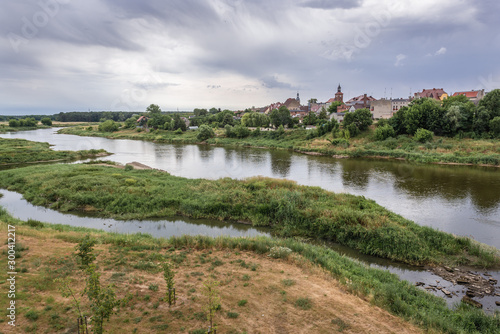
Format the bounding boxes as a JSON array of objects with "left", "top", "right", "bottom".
[
  {"left": 0, "top": 138, "right": 109, "bottom": 165},
  {"left": 0, "top": 163, "right": 498, "bottom": 268},
  {"left": 1, "top": 211, "right": 499, "bottom": 333}
]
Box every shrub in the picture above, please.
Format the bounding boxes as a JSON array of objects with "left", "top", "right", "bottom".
[
  {"left": 41, "top": 117, "right": 52, "bottom": 126},
  {"left": 197, "top": 124, "right": 215, "bottom": 141},
  {"left": 374, "top": 125, "right": 395, "bottom": 141},
  {"left": 281, "top": 279, "right": 296, "bottom": 287},
  {"left": 268, "top": 246, "right": 292, "bottom": 259},
  {"left": 237, "top": 299, "right": 247, "bottom": 307},
  {"left": 98, "top": 120, "right": 119, "bottom": 132},
  {"left": 8, "top": 119, "right": 20, "bottom": 127},
  {"left": 295, "top": 297, "right": 312, "bottom": 310},
  {"left": 227, "top": 311, "right": 239, "bottom": 319},
  {"left": 148, "top": 284, "right": 158, "bottom": 291},
  {"left": 414, "top": 128, "right": 434, "bottom": 143},
  {"left": 25, "top": 309, "right": 39, "bottom": 321}
]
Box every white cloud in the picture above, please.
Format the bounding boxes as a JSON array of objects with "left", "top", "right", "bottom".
[
  {"left": 435, "top": 47, "right": 447, "bottom": 55},
  {"left": 394, "top": 54, "right": 407, "bottom": 67}
]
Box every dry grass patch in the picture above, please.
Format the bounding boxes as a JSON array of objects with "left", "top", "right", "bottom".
[{"left": 0, "top": 226, "right": 425, "bottom": 334}]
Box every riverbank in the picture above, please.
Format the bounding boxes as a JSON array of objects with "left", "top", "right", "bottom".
[
  {"left": 1, "top": 163, "right": 498, "bottom": 269},
  {"left": 58, "top": 126, "right": 500, "bottom": 167},
  {"left": 1, "top": 210, "right": 499, "bottom": 333},
  {"left": 0, "top": 138, "right": 109, "bottom": 165}
]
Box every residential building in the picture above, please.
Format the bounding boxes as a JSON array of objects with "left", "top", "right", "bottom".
[
  {"left": 391, "top": 98, "right": 411, "bottom": 112},
  {"left": 370, "top": 99, "right": 392, "bottom": 119},
  {"left": 415, "top": 88, "right": 448, "bottom": 101},
  {"left": 452, "top": 89, "right": 485, "bottom": 104}
]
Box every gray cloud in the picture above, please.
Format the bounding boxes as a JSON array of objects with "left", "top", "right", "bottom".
[
  {"left": 300, "top": 0, "right": 363, "bottom": 9},
  {"left": 0, "top": 0, "right": 499, "bottom": 114},
  {"left": 261, "top": 76, "right": 296, "bottom": 90}
]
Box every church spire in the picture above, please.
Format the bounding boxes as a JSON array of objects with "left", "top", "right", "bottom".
[
  {"left": 296, "top": 91, "right": 300, "bottom": 103},
  {"left": 337, "top": 84, "right": 341, "bottom": 93}
]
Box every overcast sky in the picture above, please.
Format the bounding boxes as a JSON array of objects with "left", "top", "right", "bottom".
[{"left": 1, "top": 0, "right": 500, "bottom": 115}]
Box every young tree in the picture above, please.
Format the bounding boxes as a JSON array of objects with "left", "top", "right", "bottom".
[
  {"left": 84, "top": 264, "right": 119, "bottom": 334},
  {"left": 75, "top": 235, "right": 97, "bottom": 269},
  {"left": 146, "top": 104, "right": 162, "bottom": 115},
  {"left": 197, "top": 124, "right": 215, "bottom": 141},
  {"left": 163, "top": 261, "right": 176, "bottom": 305},
  {"left": 202, "top": 278, "right": 221, "bottom": 333},
  {"left": 327, "top": 101, "right": 342, "bottom": 114}
]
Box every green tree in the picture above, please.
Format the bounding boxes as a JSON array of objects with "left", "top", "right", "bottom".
[
  {"left": 124, "top": 116, "right": 139, "bottom": 129},
  {"left": 479, "top": 89, "right": 500, "bottom": 118},
  {"left": 98, "top": 120, "right": 119, "bottom": 132},
  {"left": 54, "top": 277, "right": 87, "bottom": 333},
  {"left": 374, "top": 124, "right": 395, "bottom": 141},
  {"left": 172, "top": 114, "right": 187, "bottom": 131},
  {"left": 269, "top": 106, "right": 292, "bottom": 128},
  {"left": 41, "top": 117, "right": 52, "bottom": 126},
  {"left": 8, "top": 119, "right": 20, "bottom": 127},
  {"left": 193, "top": 108, "right": 208, "bottom": 117},
  {"left": 162, "top": 261, "right": 176, "bottom": 305},
  {"left": 318, "top": 107, "right": 328, "bottom": 120},
  {"left": 327, "top": 101, "right": 342, "bottom": 114},
  {"left": 84, "top": 264, "right": 119, "bottom": 334},
  {"left": 308, "top": 98, "right": 318, "bottom": 104},
  {"left": 202, "top": 278, "right": 221, "bottom": 332},
  {"left": 489, "top": 116, "right": 500, "bottom": 136},
  {"left": 146, "top": 104, "right": 161, "bottom": 115},
  {"left": 473, "top": 107, "right": 491, "bottom": 133},
  {"left": 75, "top": 235, "right": 96, "bottom": 268},
  {"left": 404, "top": 98, "right": 442, "bottom": 135},
  {"left": 343, "top": 108, "right": 373, "bottom": 134},
  {"left": 414, "top": 128, "right": 433, "bottom": 143},
  {"left": 197, "top": 124, "right": 215, "bottom": 141}
]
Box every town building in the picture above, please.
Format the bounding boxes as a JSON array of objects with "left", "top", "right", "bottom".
[
  {"left": 414, "top": 88, "right": 448, "bottom": 101},
  {"left": 452, "top": 89, "right": 485, "bottom": 105}
]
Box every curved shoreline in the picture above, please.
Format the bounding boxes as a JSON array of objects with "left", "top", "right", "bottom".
[{"left": 57, "top": 127, "right": 500, "bottom": 167}]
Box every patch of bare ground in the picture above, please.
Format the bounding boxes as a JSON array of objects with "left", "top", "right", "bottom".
[{"left": 3, "top": 230, "right": 425, "bottom": 334}]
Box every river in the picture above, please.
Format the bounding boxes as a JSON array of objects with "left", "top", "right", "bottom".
[
  {"left": 2, "top": 128, "right": 499, "bottom": 249},
  {"left": 1, "top": 128, "right": 499, "bottom": 312}
]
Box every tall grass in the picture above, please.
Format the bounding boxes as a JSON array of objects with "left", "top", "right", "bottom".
[
  {"left": 0, "top": 164, "right": 498, "bottom": 268},
  {"left": 0, "top": 138, "right": 108, "bottom": 164}
]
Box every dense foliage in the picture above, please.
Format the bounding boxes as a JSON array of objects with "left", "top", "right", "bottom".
[{"left": 389, "top": 90, "right": 500, "bottom": 139}]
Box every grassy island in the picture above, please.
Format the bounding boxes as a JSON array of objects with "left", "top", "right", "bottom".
[
  {"left": 0, "top": 163, "right": 498, "bottom": 268},
  {"left": 0, "top": 138, "right": 109, "bottom": 165},
  {"left": 0, "top": 210, "right": 499, "bottom": 333}
]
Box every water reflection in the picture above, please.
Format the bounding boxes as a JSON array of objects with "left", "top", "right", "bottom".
[{"left": 269, "top": 149, "right": 292, "bottom": 177}]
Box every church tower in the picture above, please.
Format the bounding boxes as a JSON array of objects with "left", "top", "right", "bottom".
[
  {"left": 296, "top": 92, "right": 300, "bottom": 104},
  {"left": 334, "top": 84, "right": 344, "bottom": 103}
]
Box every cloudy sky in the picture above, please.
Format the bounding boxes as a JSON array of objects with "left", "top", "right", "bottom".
[{"left": 1, "top": 0, "right": 500, "bottom": 115}]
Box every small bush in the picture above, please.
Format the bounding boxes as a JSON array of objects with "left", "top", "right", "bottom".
[
  {"left": 374, "top": 125, "right": 395, "bottom": 141},
  {"left": 41, "top": 117, "right": 52, "bottom": 126},
  {"left": 414, "top": 128, "right": 433, "bottom": 143},
  {"left": 281, "top": 279, "right": 296, "bottom": 287},
  {"left": 227, "top": 311, "right": 239, "bottom": 319},
  {"left": 99, "top": 120, "right": 119, "bottom": 132},
  {"left": 148, "top": 284, "right": 159, "bottom": 291},
  {"left": 25, "top": 309, "right": 39, "bottom": 321},
  {"left": 295, "top": 297, "right": 312, "bottom": 310},
  {"left": 268, "top": 246, "right": 292, "bottom": 259},
  {"left": 237, "top": 299, "right": 248, "bottom": 307},
  {"left": 197, "top": 124, "right": 215, "bottom": 141}
]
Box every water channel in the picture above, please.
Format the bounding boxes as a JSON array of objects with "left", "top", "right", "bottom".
[{"left": 1, "top": 128, "right": 499, "bottom": 312}]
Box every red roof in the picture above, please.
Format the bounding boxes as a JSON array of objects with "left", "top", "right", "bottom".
[
  {"left": 326, "top": 98, "right": 336, "bottom": 103},
  {"left": 452, "top": 91, "right": 479, "bottom": 98},
  {"left": 417, "top": 88, "right": 447, "bottom": 99}
]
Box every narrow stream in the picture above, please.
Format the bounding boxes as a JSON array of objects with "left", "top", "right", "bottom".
[{"left": 1, "top": 189, "right": 498, "bottom": 313}]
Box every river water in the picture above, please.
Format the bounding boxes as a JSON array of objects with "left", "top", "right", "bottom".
[
  {"left": 1, "top": 128, "right": 499, "bottom": 311},
  {"left": 2, "top": 128, "right": 499, "bottom": 249}
]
